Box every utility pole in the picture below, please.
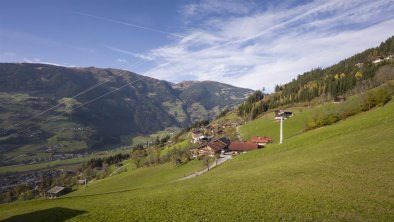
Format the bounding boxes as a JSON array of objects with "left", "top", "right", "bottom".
[{"left": 280, "top": 116, "right": 283, "bottom": 144}]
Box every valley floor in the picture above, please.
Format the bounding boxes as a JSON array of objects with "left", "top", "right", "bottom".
[{"left": 1, "top": 101, "right": 394, "bottom": 221}]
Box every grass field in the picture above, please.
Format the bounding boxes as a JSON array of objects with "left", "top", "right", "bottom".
[
  {"left": 160, "top": 138, "right": 192, "bottom": 156},
  {"left": 69, "top": 159, "right": 206, "bottom": 197},
  {"left": 130, "top": 127, "right": 180, "bottom": 147},
  {"left": 0, "top": 101, "right": 393, "bottom": 221}
]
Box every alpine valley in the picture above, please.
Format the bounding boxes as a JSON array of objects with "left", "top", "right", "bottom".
[{"left": 0, "top": 63, "right": 252, "bottom": 164}]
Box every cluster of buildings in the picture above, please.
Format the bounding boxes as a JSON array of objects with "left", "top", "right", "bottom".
[
  {"left": 191, "top": 122, "right": 237, "bottom": 144},
  {"left": 42, "top": 144, "right": 65, "bottom": 152},
  {"left": 188, "top": 108, "right": 298, "bottom": 158},
  {"left": 191, "top": 130, "right": 209, "bottom": 144},
  {"left": 190, "top": 135, "right": 273, "bottom": 158},
  {"left": 355, "top": 55, "right": 394, "bottom": 67},
  {"left": 371, "top": 55, "right": 393, "bottom": 64}
]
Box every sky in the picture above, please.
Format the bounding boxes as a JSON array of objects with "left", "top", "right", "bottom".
[{"left": 1, "top": 0, "right": 394, "bottom": 91}]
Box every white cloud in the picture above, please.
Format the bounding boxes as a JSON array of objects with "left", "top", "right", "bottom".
[
  {"left": 20, "top": 57, "right": 74, "bottom": 67},
  {"left": 179, "top": 0, "right": 254, "bottom": 18},
  {"left": 138, "top": 0, "right": 394, "bottom": 91},
  {"left": 117, "top": 58, "right": 127, "bottom": 63}
]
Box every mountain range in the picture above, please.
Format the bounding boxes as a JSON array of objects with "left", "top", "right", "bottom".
[{"left": 0, "top": 63, "right": 252, "bottom": 152}]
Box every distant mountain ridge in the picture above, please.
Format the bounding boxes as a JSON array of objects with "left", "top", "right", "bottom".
[
  {"left": 0, "top": 63, "right": 252, "bottom": 151},
  {"left": 172, "top": 80, "right": 200, "bottom": 90}
]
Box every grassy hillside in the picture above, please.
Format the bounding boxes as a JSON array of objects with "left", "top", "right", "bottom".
[
  {"left": 69, "top": 159, "right": 206, "bottom": 197},
  {"left": 239, "top": 105, "right": 320, "bottom": 142},
  {"left": 1, "top": 101, "right": 393, "bottom": 221}
]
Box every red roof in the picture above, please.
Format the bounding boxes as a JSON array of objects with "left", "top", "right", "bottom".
[
  {"left": 250, "top": 136, "right": 273, "bottom": 143},
  {"left": 229, "top": 141, "right": 258, "bottom": 151}
]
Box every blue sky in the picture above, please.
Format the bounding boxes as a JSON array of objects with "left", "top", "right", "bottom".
[{"left": 1, "top": 0, "right": 394, "bottom": 91}]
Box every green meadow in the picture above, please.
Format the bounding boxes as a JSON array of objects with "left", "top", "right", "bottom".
[
  {"left": 69, "top": 159, "right": 206, "bottom": 197},
  {"left": 160, "top": 138, "right": 192, "bottom": 156},
  {"left": 1, "top": 101, "right": 393, "bottom": 221},
  {"left": 239, "top": 105, "right": 322, "bottom": 142}
]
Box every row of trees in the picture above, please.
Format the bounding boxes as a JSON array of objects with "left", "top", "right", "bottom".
[
  {"left": 131, "top": 142, "right": 194, "bottom": 168},
  {"left": 237, "top": 90, "right": 268, "bottom": 119},
  {"left": 86, "top": 153, "right": 130, "bottom": 169}
]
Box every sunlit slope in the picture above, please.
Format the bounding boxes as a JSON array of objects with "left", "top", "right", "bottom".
[
  {"left": 68, "top": 160, "right": 205, "bottom": 196},
  {"left": 240, "top": 105, "right": 320, "bottom": 141},
  {"left": 1, "top": 101, "right": 393, "bottom": 221}
]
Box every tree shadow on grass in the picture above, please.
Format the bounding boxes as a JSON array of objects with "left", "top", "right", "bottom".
[{"left": 0, "top": 207, "right": 87, "bottom": 222}]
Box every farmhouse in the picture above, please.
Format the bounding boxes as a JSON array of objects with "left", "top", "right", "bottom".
[
  {"left": 191, "top": 137, "right": 231, "bottom": 157},
  {"left": 192, "top": 130, "right": 202, "bottom": 138},
  {"left": 250, "top": 136, "right": 273, "bottom": 147},
  {"left": 372, "top": 58, "right": 383, "bottom": 64},
  {"left": 333, "top": 95, "right": 346, "bottom": 103},
  {"left": 274, "top": 110, "right": 293, "bottom": 120},
  {"left": 355, "top": 62, "right": 363, "bottom": 67},
  {"left": 47, "top": 186, "right": 70, "bottom": 198},
  {"left": 191, "top": 130, "right": 207, "bottom": 144},
  {"left": 229, "top": 141, "right": 258, "bottom": 153},
  {"left": 78, "top": 179, "right": 87, "bottom": 185},
  {"left": 207, "top": 137, "right": 230, "bottom": 152},
  {"left": 372, "top": 55, "right": 393, "bottom": 64}
]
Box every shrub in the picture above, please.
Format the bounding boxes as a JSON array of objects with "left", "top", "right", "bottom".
[
  {"left": 339, "top": 97, "right": 362, "bottom": 118},
  {"left": 326, "top": 113, "right": 339, "bottom": 125},
  {"left": 305, "top": 119, "right": 318, "bottom": 130},
  {"left": 374, "top": 87, "right": 391, "bottom": 106},
  {"left": 360, "top": 91, "right": 377, "bottom": 111},
  {"left": 305, "top": 81, "right": 393, "bottom": 131}
]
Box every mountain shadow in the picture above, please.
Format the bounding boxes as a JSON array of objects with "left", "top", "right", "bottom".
[{"left": 0, "top": 207, "right": 87, "bottom": 222}]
